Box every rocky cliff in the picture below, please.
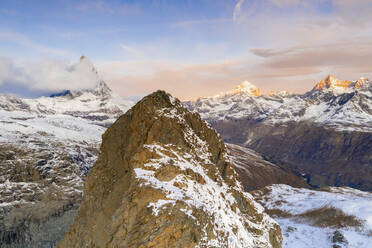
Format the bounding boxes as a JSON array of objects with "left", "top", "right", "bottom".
[{"left": 57, "top": 91, "right": 282, "bottom": 248}]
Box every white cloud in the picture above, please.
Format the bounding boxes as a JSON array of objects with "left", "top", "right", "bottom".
[
  {"left": 0, "top": 57, "right": 101, "bottom": 93},
  {"left": 0, "top": 57, "right": 29, "bottom": 85},
  {"left": 233, "top": 0, "right": 245, "bottom": 23}
]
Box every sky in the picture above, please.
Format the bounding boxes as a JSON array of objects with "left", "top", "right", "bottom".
[{"left": 1, "top": 0, "right": 372, "bottom": 100}]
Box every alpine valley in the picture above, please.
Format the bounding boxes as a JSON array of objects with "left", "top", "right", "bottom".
[
  {"left": 1, "top": 58, "right": 371, "bottom": 247},
  {"left": 187, "top": 75, "right": 372, "bottom": 191}
]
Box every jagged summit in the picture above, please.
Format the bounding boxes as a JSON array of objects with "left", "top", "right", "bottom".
[
  {"left": 57, "top": 90, "right": 282, "bottom": 248},
  {"left": 313, "top": 75, "right": 352, "bottom": 92},
  {"left": 355, "top": 77, "right": 369, "bottom": 89},
  {"left": 74, "top": 55, "right": 99, "bottom": 76},
  {"left": 49, "top": 56, "right": 112, "bottom": 99},
  {"left": 90, "top": 80, "right": 112, "bottom": 98},
  {"left": 312, "top": 75, "right": 371, "bottom": 94},
  {"left": 216, "top": 81, "right": 261, "bottom": 97}
]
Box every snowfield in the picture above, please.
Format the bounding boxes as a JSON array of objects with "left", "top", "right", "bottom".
[{"left": 253, "top": 184, "right": 372, "bottom": 248}]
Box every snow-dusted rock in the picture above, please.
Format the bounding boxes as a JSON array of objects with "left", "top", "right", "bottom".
[{"left": 57, "top": 90, "right": 282, "bottom": 248}]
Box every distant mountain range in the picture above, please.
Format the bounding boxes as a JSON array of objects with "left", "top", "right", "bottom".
[
  {"left": 187, "top": 75, "right": 372, "bottom": 191},
  {"left": 187, "top": 75, "right": 372, "bottom": 132}
]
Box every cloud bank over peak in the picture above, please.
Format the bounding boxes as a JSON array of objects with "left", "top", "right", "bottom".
[{"left": 0, "top": 56, "right": 101, "bottom": 97}]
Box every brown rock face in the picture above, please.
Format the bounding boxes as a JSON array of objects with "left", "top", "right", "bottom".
[
  {"left": 226, "top": 143, "right": 309, "bottom": 191},
  {"left": 213, "top": 120, "right": 372, "bottom": 191},
  {"left": 57, "top": 91, "right": 282, "bottom": 248}
]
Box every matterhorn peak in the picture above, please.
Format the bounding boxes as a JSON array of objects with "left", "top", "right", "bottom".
[
  {"left": 49, "top": 56, "right": 111, "bottom": 99},
  {"left": 91, "top": 80, "right": 112, "bottom": 98},
  {"left": 76, "top": 55, "right": 98, "bottom": 74}
]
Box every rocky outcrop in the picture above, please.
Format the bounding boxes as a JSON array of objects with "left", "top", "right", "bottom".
[
  {"left": 57, "top": 91, "right": 282, "bottom": 248},
  {"left": 0, "top": 143, "right": 97, "bottom": 248},
  {"left": 226, "top": 143, "right": 309, "bottom": 191}
]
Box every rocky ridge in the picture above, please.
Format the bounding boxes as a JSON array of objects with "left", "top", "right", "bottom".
[{"left": 57, "top": 90, "right": 282, "bottom": 248}]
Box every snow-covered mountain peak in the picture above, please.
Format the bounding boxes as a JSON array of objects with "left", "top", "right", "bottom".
[
  {"left": 49, "top": 80, "right": 112, "bottom": 99},
  {"left": 311, "top": 75, "right": 372, "bottom": 96},
  {"left": 188, "top": 75, "right": 372, "bottom": 132},
  {"left": 216, "top": 81, "right": 261, "bottom": 97},
  {"left": 355, "top": 77, "right": 370, "bottom": 89},
  {"left": 313, "top": 75, "right": 353, "bottom": 93},
  {"left": 49, "top": 57, "right": 112, "bottom": 100},
  {"left": 91, "top": 80, "right": 112, "bottom": 97}
]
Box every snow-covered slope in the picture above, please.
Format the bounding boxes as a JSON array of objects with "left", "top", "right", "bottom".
[
  {"left": 0, "top": 58, "right": 134, "bottom": 247},
  {"left": 187, "top": 75, "right": 372, "bottom": 132},
  {"left": 0, "top": 57, "right": 134, "bottom": 141},
  {"left": 252, "top": 184, "right": 372, "bottom": 248},
  {"left": 0, "top": 65, "right": 134, "bottom": 206}
]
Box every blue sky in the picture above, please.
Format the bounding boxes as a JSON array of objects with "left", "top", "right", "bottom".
[
  {"left": 1, "top": 0, "right": 372, "bottom": 99},
  {"left": 1, "top": 0, "right": 238, "bottom": 61}
]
